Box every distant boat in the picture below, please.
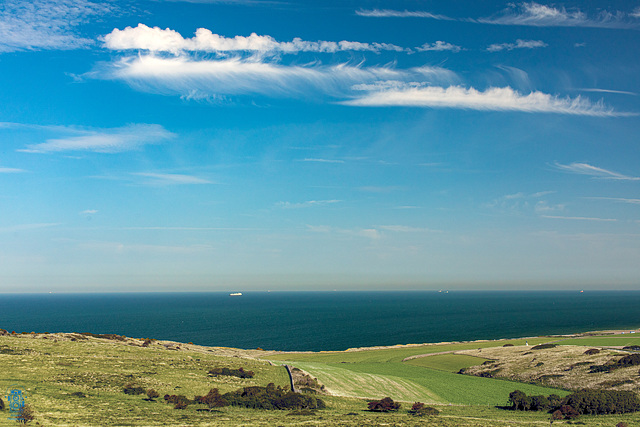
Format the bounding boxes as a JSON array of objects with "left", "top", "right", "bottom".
[{"left": 229, "top": 292, "right": 242, "bottom": 296}]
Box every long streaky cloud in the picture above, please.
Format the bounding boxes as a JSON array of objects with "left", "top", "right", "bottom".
[
  {"left": 355, "top": 9, "right": 452, "bottom": 20},
  {"left": 541, "top": 215, "right": 617, "bottom": 222},
  {"left": 276, "top": 200, "right": 341, "bottom": 209},
  {"left": 344, "top": 86, "right": 625, "bottom": 116},
  {"left": 356, "top": 3, "right": 640, "bottom": 30},
  {"left": 586, "top": 197, "right": 640, "bottom": 205},
  {"left": 19, "top": 124, "right": 175, "bottom": 153},
  {"left": 103, "top": 24, "right": 407, "bottom": 54},
  {"left": 133, "top": 172, "right": 213, "bottom": 185},
  {"left": 0, "top": 167, "right": 26, "bottom": 173},
  {"left": 554, "top": 162, "right": 640, "bottom": 180},
  {"left": 479, "top": 2, "right": 640, "bottom": 29}
]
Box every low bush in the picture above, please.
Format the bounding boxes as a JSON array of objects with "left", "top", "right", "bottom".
[
  {"left": 367, "top": 397, "right": 401, "bottom": 412},
  {"left": 164, "top": 394, "right": 192, "bottom": 409},
  {"left": 0, "top": 396, "right": 4, "bottom": 410},
  {"left": 502, "top": 343, "right": 514, "bottom": 347},
  {"left": 531, "top": 344, "right": 556, "bottom": 350},
  {"left": 123, "top": 384, "right": 146, "bottom": 395},
  {"left": 194, "top": 388, "right": 227, "bottom": 409},
  {"left": 584, "top": 348, "right": 600, "bottom": 355},
  {"left": 510, "top": 389, "right": 640, "bottom": 417},
  {"left": 146, "top": 389, "right": 160, "bottom": 400},
  {"left": 623, "top": 346, "right": 640, "bottom": 351},
  {"left": 222, "top": 383, "right": 324, "bottom": 410},
  {"left": 80, "top": 332, "right": 126, "bottom": 341},
  {"left": 408, "top": 402, "right": 439, "bottom": 416},
  {"left": 208, "top": 366, "right": 255, "bottom": 379}
]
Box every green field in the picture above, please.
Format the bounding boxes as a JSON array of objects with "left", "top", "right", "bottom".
[
  {"left": 1, "top": 332, "right": 639, "bottom": 426},
  {"left": 267, "top": 337, "right": 567, "bottom": 405},
  {"left": 556, "top": 335, "right": 640, "bottom": 347}
]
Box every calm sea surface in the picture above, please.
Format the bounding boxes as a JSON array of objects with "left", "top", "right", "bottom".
[{"left": 0, "top": 291, "right": 638, "bottom": 351}]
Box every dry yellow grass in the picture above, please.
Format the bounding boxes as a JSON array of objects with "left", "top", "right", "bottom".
[{"left": 458, "top": 345, "right": 640, "bottom": 392}]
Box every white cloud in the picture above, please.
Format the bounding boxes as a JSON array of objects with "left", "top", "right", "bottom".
[
  {"left": 417, "top": 41, "right": 462, "bottom": 52},
  {"left": 0, "top": 0, "right": 111, "bottom": 52},
  {"left": 80, "top": 209, "right": 98, "bottom": 215},
  {"left": 104, "top": 55, "right": 412, "bottom": 100},
  {"left": 0, "top": 167, "right": 25, "bottom": 173},
  {"left": 586, "top": 197, "right": 640, "bottom": 205},
  {"left": 578, "top": 88, "right": 637, "bottom": 96},
  {"left": 487, "top": 39, "right": 547, "bottom": 52},
  {"left": 554, "top": 162, "right": 640, "bottom": 180},
  {"left": 378, "top": 225, "right": 439, "bottom": 233},
  {"left": 479, "top": 2, "right": 639, "bottom": 29},
  {"left": 276, "top": 200, "right": 340, "bottom": 209},
  {"left": 19, "top": 124, "right": 175, "bottom": 153},
  {"left": 344, "top": 85, "right": 624, "bottom": 116},
  {"left": 541, "top": 215, "right": 617, "bottom": 222},
  {"left": 633, "top": 8, "right": 640, "bottom": 18},
  {"left": 302, "top": 158, "right": 345, "bottom": 164},
  {"left": 103, "top": 24, "right": 407, "bottom": 54},
  {"left": 306, "top": 225, "right": 381, "bottom": 240},
  {"left": 132, "top": 173, "right": 213, "bottom": 185},
  {"left": 355, "top": 9, "right": 452, "bottom": 20}
]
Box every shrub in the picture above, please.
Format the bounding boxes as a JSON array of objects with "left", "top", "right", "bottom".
[
  {"left": 16, "top": 404, "right": 35, "bottom": 424},
  {"left": 408, "top": 402, "right": 439, "bottom": 416},
  {"left": 584, "top": 348, "right": 600, "bottom": 355},
  {"left": 531, "top": 344, "right": 556, "bottom": 350},
  {"left": 146, "top": 389, "right": 159, "bottom": 400},
  {"left": 616, "top": 423, "right": 629, "bottom": 427},
  {"left": 502, "top": 343, "right": 514, "bottom": 347},
  {"left": 0, "top": 396, "right": 4, "bottom": 410},
  {"left": 164, "top": 394, "right": 191, "bottom": 409},
  {"left": 208, "top": 366, "right": 255, "bottom": 379},
  {"left": 123, "top": 384, "right": 146, "bottom": 395},
  {"left": 623, "top": 346, "right": 640, "bottom": 351},
  {"left": 222, "top": 383, "right": 324, "bottom": 410},
  {"left": 367, "top": 397, "right": 401, "bottom": 412},
  {"left": 194, "top": 388, "right": 227, "bottom": 409}
]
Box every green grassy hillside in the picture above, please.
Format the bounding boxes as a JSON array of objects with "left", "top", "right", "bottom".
[{"left": 1, "top": 331, "right": 639, "bottom": 426}]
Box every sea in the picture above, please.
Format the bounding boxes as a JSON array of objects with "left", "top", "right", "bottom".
[{"left": 0, "top": 291, "right": 639, "bottom": 352}]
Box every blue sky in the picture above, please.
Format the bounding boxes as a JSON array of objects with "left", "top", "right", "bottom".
[{"left": 0, "top": 0, "right": 639, "bottom": 292}]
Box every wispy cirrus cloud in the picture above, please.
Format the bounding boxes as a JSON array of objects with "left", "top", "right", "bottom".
[
  {"left": 132, "top": 172, "right": 213, "bottom": 185},
  {"left": 0, "top": 167, "right": 26, "bottom": 173},
  {"left": 586, "top": 197, "right": 640, "bottom": 205},
  {"left": 478, "top": 2, "right": 640, "bottom": 29},
  {"left": 301, "top": 158, "right": 345, "bottom": 164},
  {"left": 355, "top": 9, "right": 452, "bottom": 20},
  {"left": 0, "top": 0, "right": 112, "bottom": 52},
  {"left": 19, "top": 124, "right": 175, "bottom": 153},
  {"left": 378, "top": 225, "right": 440, "bottom": 233},
  {"left": 276, "top": 200, "right": 340, "bottom": 209},
  {"left": 99, "top": 26, "right": 628, "bottom": 116},
  {"left": 487, "top": 39, "right": 547, "bottom": 52},
  {"left": 356, "top": 3, "right": 640, "bottom": 29},
  {"left": 343, "top": 85, "right": 625, "bottom": 116},
  {"left": 541, "top": 215, "right": 617, "bottom": 222},
  {"left": 554, "top": 162, "right": 640, "bottom": 180},
  {"left": 103, "top": 24, "right": 407, "bottom": 54}
]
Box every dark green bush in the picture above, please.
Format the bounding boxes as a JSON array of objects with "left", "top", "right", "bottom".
[
  {"left": 0, "top": 396, "right": 4, "bottom": 410},
  {"left": 164, "top": 394, "right": 192, "bottom": 409},
  {"left": 146, "top": 389, "right": 160, "bottom": 400},
  {"left": 584, "top": 348, "right": 600, "bottom": 355},
  {"left": 367, "top": 397, "right": 401, "bottom": 412},
  {"left": 123, "top": 384, "right": 146, "bottom": 395},
  {"left": 194, "top": 388, "right": 227, "bottom": 409},
  {"left": 408, "top": 402, "right": 439, "bottom": 416},
  {"left": 208, "top": 366, "right": 255, "bottom": 379},
  {"left": 531, "top": 344, "right": 556, "bottom": 350},
  {"left": 222, "top": 383, "right": 324, "bottom": 410}
]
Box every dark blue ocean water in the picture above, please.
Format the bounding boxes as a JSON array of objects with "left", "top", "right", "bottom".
[{"left": 0, "top": 291, "right": 638, "bottom": 351}]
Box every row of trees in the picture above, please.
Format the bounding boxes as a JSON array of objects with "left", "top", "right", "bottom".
[{"left": 509, "top": 389, "right": 640, "bottom": 418}]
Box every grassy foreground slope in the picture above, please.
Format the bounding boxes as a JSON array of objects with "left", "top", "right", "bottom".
[{"left": 1, "top": 331, "right": 639, "bottom": 426}]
